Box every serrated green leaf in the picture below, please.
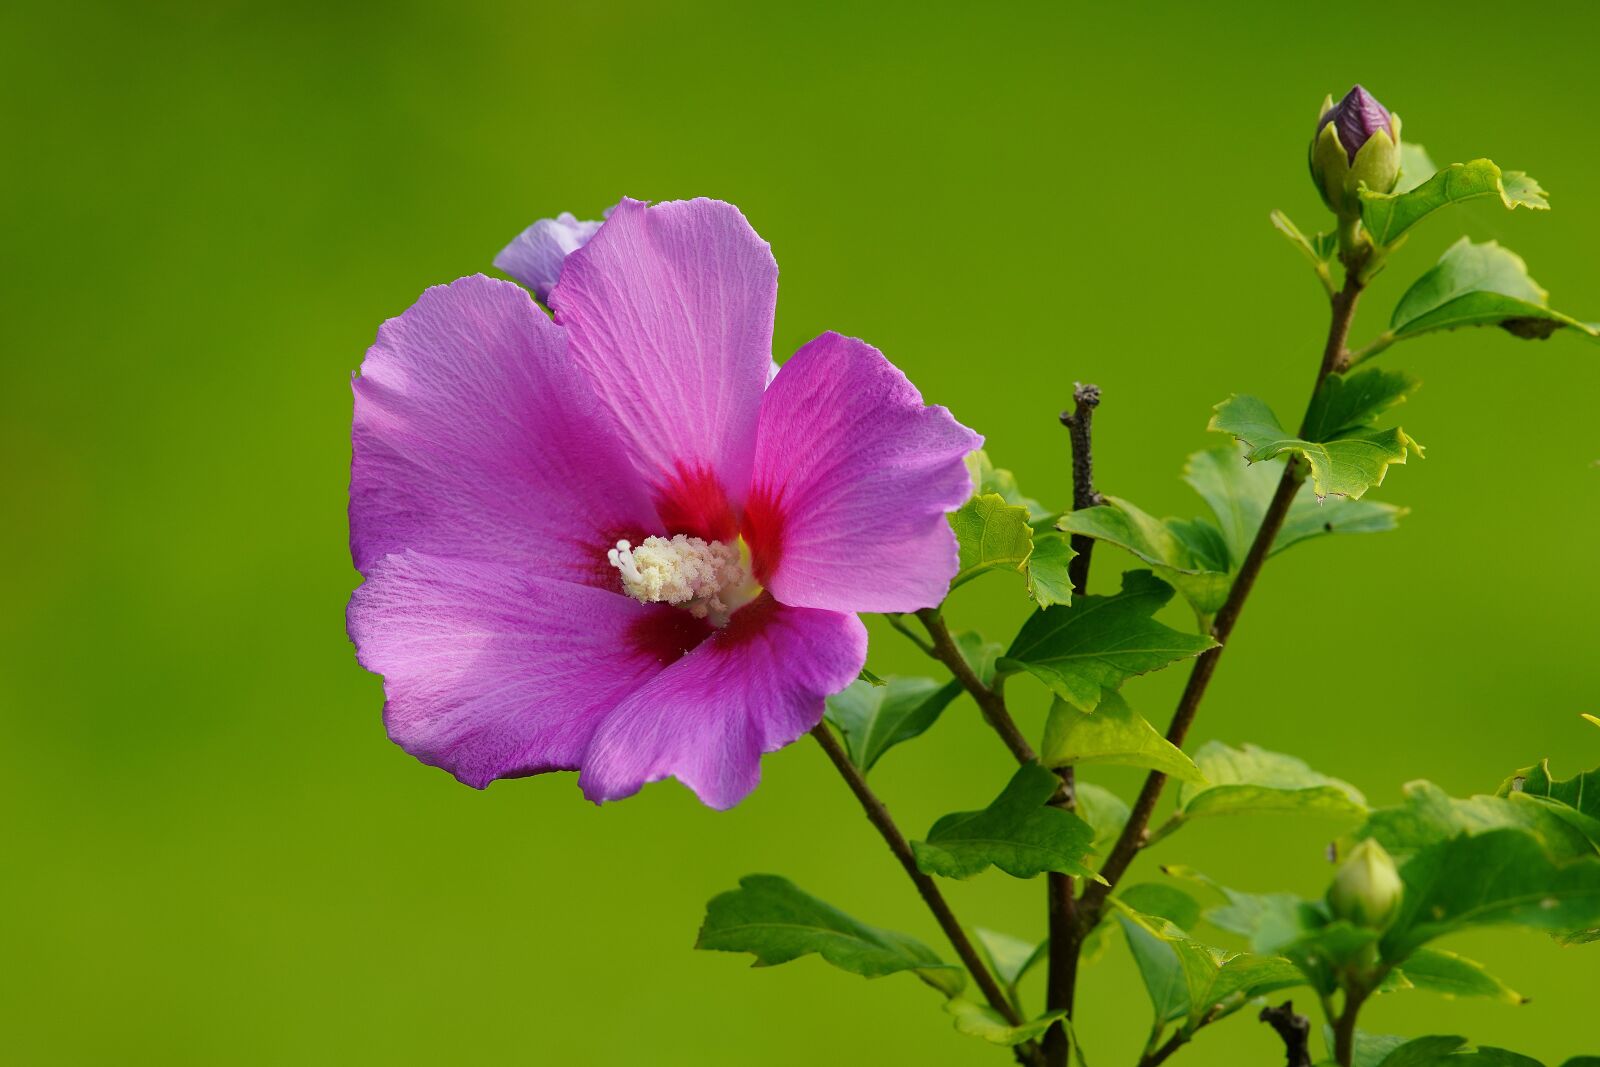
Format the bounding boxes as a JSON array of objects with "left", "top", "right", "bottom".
[
  {"left": 1382, "top": 828, "right": 1600, "bottom": 959},
  {"left": 1391, "top": 948, "right": 1526, "bottom": 1004},
  {"left": 1076, "top": 780, "right": 1130, "bottom": 851},
  {"left": 1057, "top": 497, "right": 1231, "bottom": 616},
  {"left": 1041, "top": 689, "right": 1204, "bottom": 783},
  {"left": 1389, "top": 238, "right": 1600, "bottom": 344},
  {"left": 945, "top": 999, "right": 1070, "bottom": 1046},
  {"left": 1209, "top": 394, "right": 1420, "bottom": 500},
  {"left": 1360, "top": 159, "right": 1548, "bottom": 246},
  {"left": 1027, "top": 532, "right": 1077, "bottom": 608},
  {"left": 1172, "top": 742, "right": 1367, "bottom": 827},
  {"left": 1302, "top": 367, "right": 1423, "bottom": 441},
  {"left": 1184, "top": 446, "right": 1407, "bottom": 567},
  {"left": 966, "top": 450, "right": 1052, "bottom": 523},
  {"left": 1374, "top": 1035, "right": 1471, "bottom": 1067},
  {"left": 999, "top": 570, "right": 1215, "bottom": 711},
  {"left": 913, "top": 763, "right": 1100, "bottom": 881},
  {"left": 696, "top": 874, "right": 963, "bottom": 993},
  {"left": 824, "top": 676, "right": 961, "bottom": 774},
  {"left": 952, "top": 493, "right": 1034, "bottom": 587},
  {"left": 1361, "top": 780, "right": 1598, "bottom": 862},
  {"left": 1166, "top": 866, "right": 1320, "bottom": 954},
  {"left": 1501, "top": 758, "right": 1600, "bottom": 830},
  {"left": 1395, "top": 143, "right": 1440, "bottom": 194}
]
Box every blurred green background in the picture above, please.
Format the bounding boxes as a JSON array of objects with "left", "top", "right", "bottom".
[{"left": 5, "top": 1, "right": 1598, "bottom": 1063}]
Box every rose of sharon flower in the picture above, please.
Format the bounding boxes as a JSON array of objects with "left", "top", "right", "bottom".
[{"left": 348, "top": 198, "right": 980, "bottom": 809}]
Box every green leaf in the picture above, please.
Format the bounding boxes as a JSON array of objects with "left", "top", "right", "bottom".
[
  {"left": 1389, "top": 238, "right": 1600, "bottom": 344},
  {"left": 974, "top": 927, "right": 1048, "bottom": 991},
  {"left": 1382, "top": 828, "right": 1600, "bottom": 958},
  {"left": 1302, "top": 367, "right": 1423, "bottom": 441},
  {"left": 856, "top": 666, "right": 886, "bottom": 686},
  {"left": 1270, "top": 209, "right": 1337, "bottom": 290},
  {"left": 1336, "top": 1029, "right": 1410, "bottom": 1067},
  {"left": 952, "top": 493, "right": 1034, "bottom": 588},
  {"left": 954, "top": 630, "right": 1004, "bottom": 688},
  {"left": 1360, "top": 159, "right": 1549, "bottom": 246},
  {"left": 1076, "top": 780, "right": 1130, "bottom": 851},
  {"left": 1209, "top": 394, "right": 1420, "bottom": 500},
  {"left": 824, "top": 676, "right": 961, "bottom": 774},
  {"left": 1501, "top": 758, "right": 1600, "bottom": 826},
  {"left": 999, "top": 570, "right": 1215, "bottom": 711},
  {"left": 1041, "top": 689, "right": 1205, "bottom": 783},
  {"left": 1117, "top": 909, "right": 1191, "bottom": 1024},
  {"left": 1374, "top": 1035, "right": 1470, "bottom": 1067},
  {"left": 1165, "top": 865, "right": 1320, "bottom": 954},
  {"left": 1027, "top": 532, "right": 1077, "bottom": 609},
  {"left": 1391, "top": 948, "right": 1526, "bottom": 1004},
  {"left": 696, "top": 874, "right": 963, "bottom": 993},
  {"left": 1171, "top": 742, "right": 1367, "bottom": 827},
  {"left": 913, "top": 763, "right": 1101, "bottom": 881},
  {"left": 1184, "top": 446, "right": 1406, "bottom": 567},
  {"left": 1395, "top": 142, "right": 1440, "bottom": 194},
  {"left": 966, "top": 450, "right": 1051, "bottom": 523},
  {"left": 1286, "top": 920, "right": 1382, "bottom": 995},
  {"left": 1361, "top": 780, "right": 1598, "bottom": 862},
  {"left": 944, "top": 1000, "right": 1070, "bottom": 1047},
  {"left": 1120, "top": 882, "right": 1202, "bottom": 929},
  {"left": 1057, "top": 497, "right": 1231, "bottom": 616}
]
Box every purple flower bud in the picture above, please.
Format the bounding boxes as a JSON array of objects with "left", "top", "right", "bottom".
[{"left": 1318, "top": 85, "right": 1392, "bottom": 164}]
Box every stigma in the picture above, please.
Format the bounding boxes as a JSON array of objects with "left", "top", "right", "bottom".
[{"left": 607, "top": 535, "right": 760, "bottom": 627}]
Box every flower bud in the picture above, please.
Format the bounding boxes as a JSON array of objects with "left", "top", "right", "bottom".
[
  {"left": 1309, "top": 86, "right": 1402, "bottom": 218},
  {"left": 1327, "top": 839, "right": 1403, "bottom": 930}
]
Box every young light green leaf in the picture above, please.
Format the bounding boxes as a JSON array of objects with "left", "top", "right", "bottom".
[
  {"left": 1116, "top": 910, "right": 1190, "bottom": 1024},
  {"left": 1361, "top": 780, "right": 1598, "bottom": 862},
  {"left": 1360, "top": 159, "right": 1549, "bottom": 246},
  {"left": 1209, "top": 394, "right": 1420, "bottom": 500},
  {"left": 999, "top": 570, "right": 1215, "bottom": 711},
  {"left": 1270, "top": 209, "right": 1337, "bottom": 293},
  {"left": 966, "top": 450, "right": 1052, "bottom": 523},
  {"left": 1041, "top": 689, "right": 1205, "bottom": 783},
  {"left": 1391, "top": 948, "right": 1527, "bottom": 1004},
  {"left": 1165, "top": 865, "right": 1320, "bottom": 954},
  {"left": 1381, "top": 828, "right": 1600, "bottom": 958},
  {"left": 1184, "top": 447, "right": 1407, "bottom": 568},
  {"left": 1388, "top": 238, "right": 1600, "bottom": 344},
  {"left": 952, "top": 493, "right": 1034, "bottom": 588},
  {"left": 696, "top": 874, "right": 963, "bottom": 992},
  {"left": 1120, "top": 882, "right": 1202, "bottom": 929},
  {"left": 1394, "top": 142, "right": 1440, "bottom": 194},
  {"left": 974, "top": 927, "right": 1048, "bottom": 991},
  {"left": 824, "top": 676, "right": 962, "bottom": 774},
  {"left": 1027, "top": 532, "right": 1077, "bottom": 608},
  {"left": 1171, "top": 742, "right": 1367, "bottom": 827},
  {"left": 1057, "top": 497, "right": 1231, "bottom": 616},
  {"left": 913, "top": 763, "right": 1101, "bottom": 881},
  {"left": 944, "top": 1000, "right": 1070, "bottom": 1047},
  {"left": 1076, "top": 780, "right": 1131, "bottom": 851}
]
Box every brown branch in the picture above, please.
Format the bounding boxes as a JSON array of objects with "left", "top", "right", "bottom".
[
  {"left": 1260, "top": 1001, "right": 1314, "bottom": 1067},
  {"left": 916, "top": 608, "right": 1037, "bottom": 765},
  {"left": 1079, "top": 270, "right": 1365, "bottom": 924},
  {"left": 809, "top": 726, "right": 1042, "bottom": 1067}
]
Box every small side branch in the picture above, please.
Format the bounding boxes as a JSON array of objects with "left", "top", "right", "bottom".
[
  {"left": 1260, "top": 1002, "right": 1313, "bottom": 1067},
  {"left": 1059, "top": 382, "right": 1105, "bottom": 595},
  {"left": 916, "top": 609, "right": 1038, "bottom": 765},
  {"left": 810, "top": 726, "right": 1042, "bottom": 1067}
]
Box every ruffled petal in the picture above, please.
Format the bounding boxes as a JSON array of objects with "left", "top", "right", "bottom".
[
  {"left": 745, "top": 332, "right": 980, "bottom": 613},
  {"left": 493, "top": 211, "right": 605, "bottom": 304},
  {"left": 349, "top": 551, "right": 711, "bottom": 789},
  {"left": 549, "top": 198, "right": 777, "bottom": 542},
  {"left": 578, "top": 596, "right": 866, "bottom": 809},
  {"left": 350, "top": 275, "right": 657, "bottom": 586}
]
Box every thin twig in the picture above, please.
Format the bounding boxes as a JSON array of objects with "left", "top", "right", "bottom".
[
  {"left": 915, "top": 609, "right": 1037, "bottom": 765},
  {"left": 1260, "top": 1001, "right": 1314, "bottom": 1067},
  {"left": 1137, "top": 1031, "right": 1187, "bottom": 1067},
  {"left": 883, "top": 612, "right": 935, "bottom": 656},
  {"left": 1043, "top": 382, "right": 1102, "bottom": 1067},
  {"left": 1079, "top": 267, "right": 1366, "bottom": 924},
  {"left": 810, "top": 726, "right": 1043, "bottom": 1067}
]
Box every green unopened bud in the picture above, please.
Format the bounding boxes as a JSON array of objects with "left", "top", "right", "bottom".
[
  {"left": 1309, "top": 85, "right": 1402, "bottom": 218},
  {"left": 1327, "top": 839, "right": 1403, "bottom": 930}
]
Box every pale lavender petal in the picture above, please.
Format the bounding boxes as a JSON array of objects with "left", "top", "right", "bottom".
[
  {"left": 549, "top": 198, "right": 777, "bottom": 543},
  {"left": 350, "top": 274, "right": 658, "bottom": 586},
  {"left": 578, "top": 597, "right": 866, "bottom": 809},
  {"left": 745, "top": 332, "right": 980, "bottom": 614},
  {"left": 349, "top": 550, "right": 711, "bottom": 789},
  {"left": 493, "top": 211, "right": 605, "bottom": 304}
]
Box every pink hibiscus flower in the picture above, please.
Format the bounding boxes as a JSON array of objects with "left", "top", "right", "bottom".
[{"left": 347, "top": 198, "right": 980, "bottom": 809}]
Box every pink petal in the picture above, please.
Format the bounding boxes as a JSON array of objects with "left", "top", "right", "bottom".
[
  {"left": 493, "top": 210, "right": 605, "bottom": 304},
  {"left": 578, "top": 596, "right": 866, "bottom": 809},
  {"left": 349, "top": 551, "right": 710, "bottom": 789},
  {"left": 745, "top": 332, "right": 980, "bottom": 613},
  {"left": 549, "top": 198, "right": 777, "bottom": 542},
  {"left": 350, "top": 275, "right": 657, "bottom": 586}
]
